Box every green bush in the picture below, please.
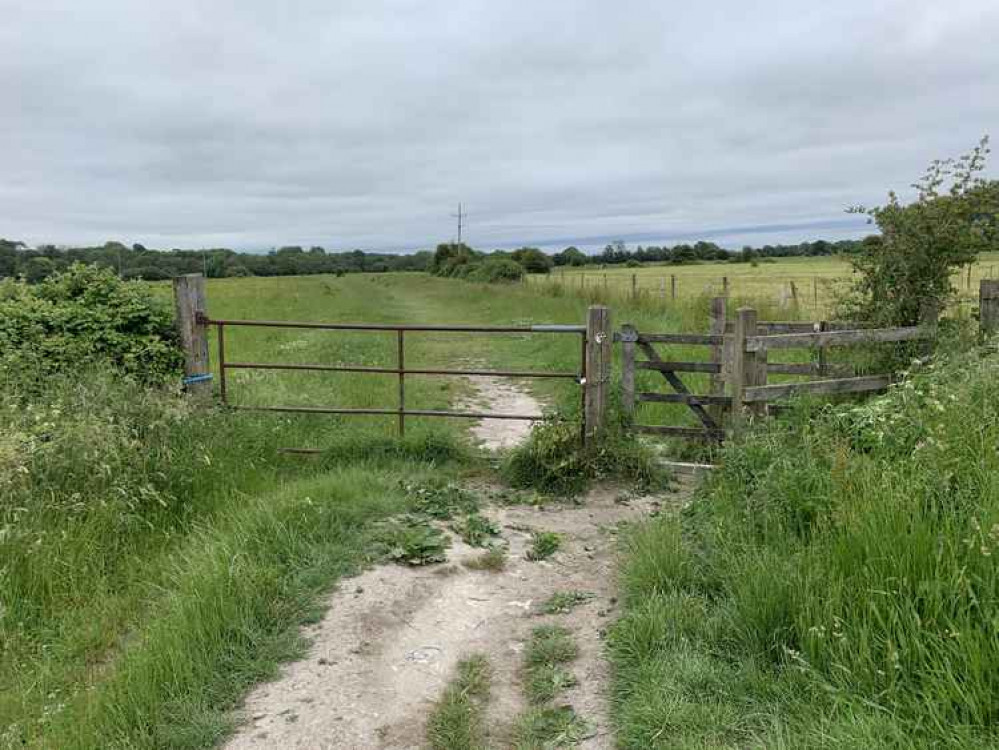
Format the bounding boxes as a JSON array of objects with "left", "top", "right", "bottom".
[
  {"left": 0, "top": 264, "right": 181, "bottom": 383},
  {"left": 464, "top": 258, "right": 525, "bottom": 283}
]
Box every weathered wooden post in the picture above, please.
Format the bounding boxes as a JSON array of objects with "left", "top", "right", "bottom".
[
  {"left": 729, "top": 307, "right": 763, "bottom": 421},
  {"left": 981, "top": 280, "right": 999, "bottom": 337},
  {"left": 708, "top": 296, "right": 727, "bottom": 422},
  {"left": 631, "top": 273, "right": 637, "bottom": 301},
  {"left": 172, "top": 273, "right": 212, "bottom": 400},
  {"left": 670, "top": 274, "right": 676, "bottom": 300},
  {"left": 722, "top": 276, "right": 729, "bottom": 296},
  {"left": 817, "top": 320, "right": 828, "bottom": 377},
  {"left": 620, "top": 323, "right": 637, "bottom": 420},
  {"left": 584, "top": 306, "right": 612, "bottom": 443}
]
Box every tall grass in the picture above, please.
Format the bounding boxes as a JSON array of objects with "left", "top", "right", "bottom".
[
  {"left": 0, "top": 365, "right": 467, "bottom": 748},
  {"left": 610, "top": 344, "right": 999, "bottom": 748}
]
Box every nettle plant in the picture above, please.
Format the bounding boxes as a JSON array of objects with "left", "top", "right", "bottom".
[{"left": 843, "top": 136, "right": 999, "bottom": 327}]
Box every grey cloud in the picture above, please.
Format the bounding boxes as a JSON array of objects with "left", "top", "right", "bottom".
[{"left": 2, "top": 0, "right": 997, "bottom": 251}]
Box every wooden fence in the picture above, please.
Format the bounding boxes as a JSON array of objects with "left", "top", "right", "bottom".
[{"left": 619, "top": 293, "right": 960, "bottom": 440}]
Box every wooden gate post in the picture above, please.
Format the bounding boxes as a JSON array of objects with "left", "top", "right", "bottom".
[
  {"left": 584, "top": 306, "right": 612, "bottom": 443},
  {"left": 173, "top": 273, "right": 212, "bottom": 400},
  {"left": 981, "top": 280, "right": 999, "bottom": 337},
  {"left": 620, "top": 323, "right": 637, "bottom": 421},
  {"left": 729, "top": 307, "right": 762, "bottom": 421}
]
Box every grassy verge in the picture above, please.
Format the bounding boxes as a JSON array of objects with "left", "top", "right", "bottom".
[
  {"left": 426, "top": 655, "right": 492, "bottom": 750},
  {"left": 610, "top": 345, "right": 999, "bottom": 749},
  {"left": 0, "top": 367, "right": 469, "bottom": 749}
]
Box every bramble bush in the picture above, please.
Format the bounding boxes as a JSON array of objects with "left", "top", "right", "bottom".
[{"left": 0, "top": 263, "right": 181, "bottom": 384}]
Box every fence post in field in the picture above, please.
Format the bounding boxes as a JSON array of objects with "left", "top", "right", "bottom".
[
  {"left": 620, "top": 323, "right": 637, "bottom": 421},
  {"left": 790, "top": 280, "right": 799, "bottom": 308},
  {"left": 813, "top": 277, "right": 818, "bottom": 306},
  {"left": 584, "top": 305, "right": 612, "bottom": 443},
  {"left": 671, "top": 274, "right": 676, "bottom": 300},
  {"left": 172, "top": 273, "right": 212, "bottom": 401},
  {"left": 980, "top": 279, "right": 999, "bottom": 337},
  {"left": 631, "top": 273, "right": 637, "bottom": 301},
  {"left": 708, "top": 296, "right": 727, "bottom": 421},
  {"left": 729, "top": 307, "right": 762, "bottom": 421},
  {"left": 722, "top": 276, "right": 729, "bottom": 296}
]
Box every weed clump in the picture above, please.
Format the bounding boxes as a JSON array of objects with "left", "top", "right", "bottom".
[
  {"left": 403, "top": 479, "right": 479, "bottom": 519},
  {"left": 541, "top": 591, "right": 594, "bottom": 615},
  {"left": 463, "top": 546, "right": 507, "bottom": 572},
  {"left": 451, "top": 512, "right": 500, "bottom": 547},
  {"left": 503, "top": 412, "right": 666, "bottom": 496},
  {"left": 513, "top": 706, "right": 590, "bottom": 748},
  {"left": 526, "top": 531, "right": 562, "bottom": 561},
  {"left": 369, "top": 516, "right": 450, "bottom": 566}
]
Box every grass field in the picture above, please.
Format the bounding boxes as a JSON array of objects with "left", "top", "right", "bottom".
[{"left": 531, "top": 251, "right": 999, "bottom": 315}]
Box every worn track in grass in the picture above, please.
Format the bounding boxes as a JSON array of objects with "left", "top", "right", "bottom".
[{"left": 222, "top": 379, "right": 690, "bottom": 749}]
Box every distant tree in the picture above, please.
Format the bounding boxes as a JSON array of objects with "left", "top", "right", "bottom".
[
  {"left": 511, "top": 247, "right": 553, "bottom": 274},
  {"left": 430, "top": 242, "right": 477, "bottom": 276},
  {"left": 24, "top": 257, "right": 56, "bottom": 283},
  {"left": 555, "top": 246, "right": 587, "bottom": 266}
]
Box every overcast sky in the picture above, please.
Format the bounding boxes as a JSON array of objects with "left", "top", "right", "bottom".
[{"left": 2, "top": 1, "right": 997, "bottom": 253}]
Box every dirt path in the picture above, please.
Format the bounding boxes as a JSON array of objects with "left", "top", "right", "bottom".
[
  {"left": 222, "top": 380, "right": 687, "bottom": 750},
  {"left": 456, "top": 375, "right": 543, "bottom": 451}
]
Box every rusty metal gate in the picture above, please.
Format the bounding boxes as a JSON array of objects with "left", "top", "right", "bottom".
[{"left": 198, "top": 312, "right": 587, "bottom": 439}]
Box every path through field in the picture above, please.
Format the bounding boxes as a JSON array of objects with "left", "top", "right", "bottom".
[{"left": 222, "top": 379, "right": 687, "bottom": 749}]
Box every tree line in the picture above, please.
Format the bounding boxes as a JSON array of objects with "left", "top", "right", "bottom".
[
  {"left": 0, "top": 241, "right": 433, "bottom": 282},
  {"left": 1, "top": 235, "right": 869, "bottom": 283}
]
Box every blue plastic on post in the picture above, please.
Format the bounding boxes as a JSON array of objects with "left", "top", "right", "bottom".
[{"left": 182, "top": 373, "right": 214, "bottom": 385}]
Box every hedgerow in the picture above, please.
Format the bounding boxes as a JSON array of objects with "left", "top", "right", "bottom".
[{"left": 0, "top": 263, "right": 181, "bottom": 384}]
